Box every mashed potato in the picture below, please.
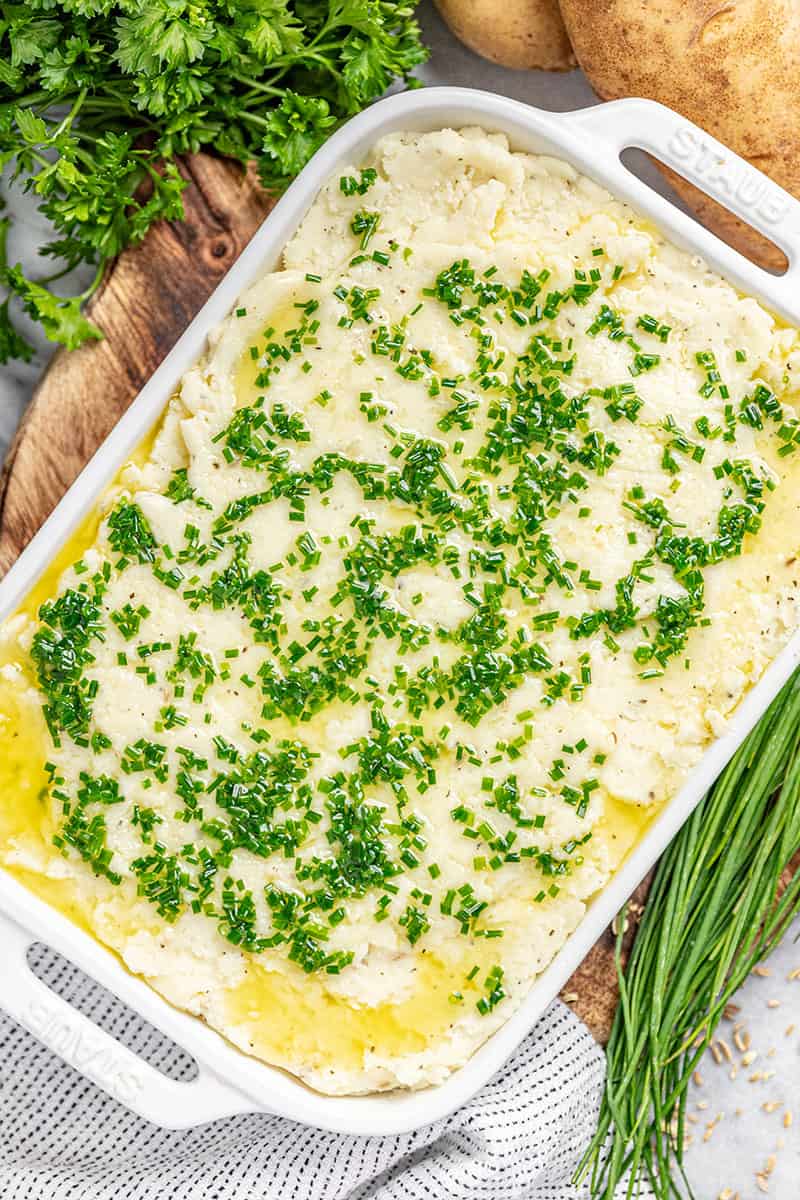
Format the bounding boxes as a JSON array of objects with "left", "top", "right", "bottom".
[{"left": 1, "top": 128, "right": 799, "bottom": 1094}]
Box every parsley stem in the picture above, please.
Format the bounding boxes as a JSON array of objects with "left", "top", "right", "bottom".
[
  {"left": 231, "top": 74, "right": 284, "bottom": 96},
  {"left": 79, "top": 261, "right": 106, "bottom": 303},
  {"left": 0, "top": 89, "right": 54, "bottom": 111},
  {"left": 38, "top": 263, "right": 78, "bottom": 288},
  {"left": 238, "top": 111, "right": 271, "bottom": 129},
  {"left": 53, "top": 88, "right": 88, "bottom": 139}
]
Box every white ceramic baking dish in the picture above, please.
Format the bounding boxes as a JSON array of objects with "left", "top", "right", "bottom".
[{"left": 2, "top": 87, "right": 800, "bottom": 1136}]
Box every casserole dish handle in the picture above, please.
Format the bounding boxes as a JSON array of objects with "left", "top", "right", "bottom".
[
  {"left": 561, "top": 98, "right": 800, "bottom": 324},
  {"left": 0, "top": 909, "right": 256, "bottom": 1128}
]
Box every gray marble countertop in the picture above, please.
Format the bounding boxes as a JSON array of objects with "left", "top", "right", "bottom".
[{"left": 1, "top": 5, "right": 798, "bottom": 1195}]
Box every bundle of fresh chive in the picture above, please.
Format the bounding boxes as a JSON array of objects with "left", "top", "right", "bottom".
[{"left": 576, "top": 669, "right": 800, "bottom": 1199}]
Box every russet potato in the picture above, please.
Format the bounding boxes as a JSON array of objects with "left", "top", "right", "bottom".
[
  {"left": 434, "top": 0, "right": 575, "bottom": 71},
  {"left": 558, "top": 0, "right": 800, "bottom": 271}
]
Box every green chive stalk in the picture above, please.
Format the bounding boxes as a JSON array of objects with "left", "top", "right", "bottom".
[{"left": 576, "top": 668, "right": 800, "bottom": 1199}]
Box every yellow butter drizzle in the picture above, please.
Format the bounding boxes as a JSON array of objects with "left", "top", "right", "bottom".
[
  {"left": 225, "top": 951, "right": 494, "bottom": 1074},
  {"left": 0, "top": 427, "right": 161, "bottom": 933},
  {"left": 221, "top": 799, "right": 651, "bottom": 1075}
]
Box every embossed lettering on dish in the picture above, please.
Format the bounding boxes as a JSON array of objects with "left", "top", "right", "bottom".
[
  {"left": 666, "top": 125, "right": 789, "bottom": 226},
  {"left": 27, "top": 996, "right": 145, "bottom": 1105}
]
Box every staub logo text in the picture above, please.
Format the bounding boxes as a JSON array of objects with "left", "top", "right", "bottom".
[
  {"left": 27, "top": 996, "right": 145, "bottom": 1105},
  {"left": 666, "top": 125, "right": 789, "bottom": 227}
]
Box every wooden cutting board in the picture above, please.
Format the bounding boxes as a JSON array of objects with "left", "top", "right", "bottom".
[{"left": 0, "top": 151, "right": 648, "bottom": 1043}]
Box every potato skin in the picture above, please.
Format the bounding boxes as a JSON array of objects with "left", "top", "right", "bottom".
[
  {"left": 435, "top": 0, "right": 576, "bottom": 71},
  {"left": 559, "top": 0, "right": 800, "bottom": 270}
]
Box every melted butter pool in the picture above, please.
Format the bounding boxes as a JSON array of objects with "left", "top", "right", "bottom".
[{"left": 225, "top": 951, "right": 492, "bottom": 1074}]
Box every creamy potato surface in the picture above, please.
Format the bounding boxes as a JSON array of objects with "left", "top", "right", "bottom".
[{"left": 2, "top": 128, "right": 799, "bottom": 1093}]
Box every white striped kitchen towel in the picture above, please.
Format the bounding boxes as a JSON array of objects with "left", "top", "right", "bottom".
[{"left": 0, "top": 944, "right": 648, "bottom": 1200}]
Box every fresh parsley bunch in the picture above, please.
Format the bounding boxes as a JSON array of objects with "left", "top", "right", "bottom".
[{"left": 0, "top": 0, "right": 427, "bottom": 362}]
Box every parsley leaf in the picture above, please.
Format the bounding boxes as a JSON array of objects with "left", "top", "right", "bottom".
[
  {"left": 259, "top": 92, "right": 338, "bottom": 187},
  {"left": 2, "top": 265, "right": 102, "bottom": 351},
  {"left": 0, "top": 297, "right": 33, "bottom": 363}
]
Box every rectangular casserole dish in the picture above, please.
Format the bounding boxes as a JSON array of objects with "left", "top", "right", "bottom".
[{"left": 2, "top": 86, "right": 800, "bottom": 1136}]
